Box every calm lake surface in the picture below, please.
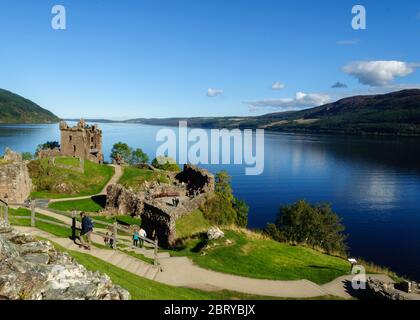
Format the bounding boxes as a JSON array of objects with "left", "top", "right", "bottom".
[{"left": 1, "top": 122, "right": 420, "bottom": 280}]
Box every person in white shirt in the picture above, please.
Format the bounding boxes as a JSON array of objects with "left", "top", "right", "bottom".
[{"left": 139, "top": 228, "right": 147, "bottom": 248}]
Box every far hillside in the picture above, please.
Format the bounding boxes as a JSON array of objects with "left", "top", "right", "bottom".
[
  {"left": 129, "top": 89, "right": 420, "bottom": 136},
  {"left": 0, "top": 88, "right": 60, "bottom": 124}
]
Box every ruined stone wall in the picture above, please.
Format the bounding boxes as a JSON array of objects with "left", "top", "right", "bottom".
[
  {"left": 60, "top": 120, "right": 103, "bottom": 164},
  {"left": 175, "top": 164, "right": 214, "bottom": 194},
  {"left": 0, "top": 150, "right": 32, "bottom": 204},
  {"left": 105, "top": 184, "right": 144, "bottom": 216},
  {"left": 37, "top": 148, "right": 61, "bottom": 159}
]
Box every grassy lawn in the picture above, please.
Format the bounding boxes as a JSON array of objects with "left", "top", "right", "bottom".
[
  {"left": 9, "top": 208, "right": 72, "bottom": 238},
  {"left": 29, "top": 158, "right": 114, "bottom": 199},
  {"left": 170, "top": 229, "right": 350, "bottom": 285},
  {"left": 48, "top": 240, "right": 341, "bottom": 300},
  {"left": 176, "top": 210, "right": 211, "bottom": 239},
  {"left": 55, "top": 156, "right": 80, "bottom": 168},
  {"left": 119, "top": 166, "right": 169, "bottom": 192},
  {"left": 49, "top": 197, "right": 105, "bottom": 213}
]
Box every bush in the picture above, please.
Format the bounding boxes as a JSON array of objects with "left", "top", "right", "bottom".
[
  {"left": 36, "top": 141, "right": 60, "bottom": 153},
  {"left": 266, "top": 200, "right": 347, "bottom": 254},
  {"left": 151, "top": 156, "right": 180, "bottom": 172},
  {"left": 22, "top": 152, "right": 34, "bottom": 161},
  {"left": 201, "top": 171, "right": 249, "bottom": 227},
  {"left": 131, "top": 148, "right": 149, "bottom": 165}
]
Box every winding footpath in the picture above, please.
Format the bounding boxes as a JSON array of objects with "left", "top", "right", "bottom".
[
  {"left": 48, "top": 164, "right": 123, "bottom": 204},
  {"left": 17, "top": 164, "right": 395, "bottom": 299}
]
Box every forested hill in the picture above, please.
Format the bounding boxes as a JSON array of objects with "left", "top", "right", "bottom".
[
  {"left": 0, "top": 89, "right": 59, "bottom": 124},
  {"left": 128, "top": 89, "right": 420, "bottom": 136}
]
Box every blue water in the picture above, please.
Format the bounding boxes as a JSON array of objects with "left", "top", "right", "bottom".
[{"left": 1, "top": 122, "right": 420, "bottom": 280}]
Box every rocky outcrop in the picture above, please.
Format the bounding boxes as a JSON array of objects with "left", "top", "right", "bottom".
[
  {"left": 0, "top": 149, "right": 32, "bottom": 203},
  {"left": 207, "top": 227, "right": 225, "bottom": 240},
  {"left": 0, "top": 220, "right": 130, "bottom": 300},
  {"left": 365, "top": 278, "right": 420, "bottom": 300}
]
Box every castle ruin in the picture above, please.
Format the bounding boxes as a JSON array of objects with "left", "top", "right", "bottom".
[
  {"left": 0, "top": 149, "right": 32, "bottom": 204},
  {"left": 60, "top": 120, "right": 104, "bottom": 164}
]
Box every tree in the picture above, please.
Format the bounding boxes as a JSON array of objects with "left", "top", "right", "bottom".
[
  {"left": 201, "top": 171, "right": 249, "bottom": 227},
  {"left": 111, "top": 142, "right": 132, "bottom": 164},
  {"left": 21, "top": 152, "right": 34, "bottom": 161},
  {"left": 267, "top": 200, "right": 347, "bottom": 254},
  {"left": 36, "top": 141, "right": 60, "bottom": 153},
  {"left": 233, "top": 198, "right": 249, "bottom": 227},
  {"left": 130, "top": 148, "right": 149, "bottom": 165},
  {"left": 151, "top": 156, "right": 180, "bottom": 172}
]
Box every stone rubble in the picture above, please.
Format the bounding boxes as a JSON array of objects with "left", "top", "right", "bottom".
[
  {"left": 0, "top": 219, "right": 130, "bottom": 300},
  {"left": 207, "top": 227, "right": 225, "bottom": 240}
]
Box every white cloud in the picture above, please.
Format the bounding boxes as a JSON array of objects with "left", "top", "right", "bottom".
[
  {"left": 271, "top": 81, "right": 285, "bottom": 90},
  {"left": 245, "top": 92, "right": 331, "bottom": 111},
  {"left": 337, "top": 39, "right": 360, "bottom": 45},
  {"left": 206, "top": 88, "right": 224, "bottom": 97},
  {"left": 343, "top": 61, "right": 416, "bottom": 86}
]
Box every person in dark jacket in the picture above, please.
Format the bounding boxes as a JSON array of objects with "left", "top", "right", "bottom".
[{"left": 79, "top": 212, "right": 93, "bottom": 250}]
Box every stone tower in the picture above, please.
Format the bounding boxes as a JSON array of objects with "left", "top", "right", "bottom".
[{"left": 59, "top": 120, "right": 104, "bottom": 164}]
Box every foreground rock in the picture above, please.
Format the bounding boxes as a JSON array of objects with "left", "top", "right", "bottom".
[{"left": 0, "top": 220, "right": 130, "bottom": 300}]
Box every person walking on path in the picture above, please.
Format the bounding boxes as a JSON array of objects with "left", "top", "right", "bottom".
[
  {"left": 139, "top": 227, "right": 147, "bottom": 248},
  {"left": 79, "top": 212, "right": 93, "bottom": 250},
  {"left": 133, "top": 229, "right": 140, "bottom": 247}
]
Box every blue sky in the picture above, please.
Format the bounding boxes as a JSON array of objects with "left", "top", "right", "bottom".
[{"left": 0, "top": 0, "right": 419, "bottom": 119}]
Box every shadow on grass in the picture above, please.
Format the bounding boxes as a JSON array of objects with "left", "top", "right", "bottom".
[{"left": 91, "top": 195, "right": 106, "bottom": 208}]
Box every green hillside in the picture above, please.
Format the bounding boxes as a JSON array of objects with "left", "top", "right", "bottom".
[
  {"left": 128, "top": 89, "right": 420, "bottom": 136},
  {"left": 0, "top": 88, "right": 59, "bottom": 123}
]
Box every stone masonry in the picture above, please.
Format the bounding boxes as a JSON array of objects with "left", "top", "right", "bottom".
[
  {"left": 60, "top": 120, "right": 103, "bottom": 164},
  {"left": 0, "top": 149, "right": 32, "bottom": 204},
  {"left": 105, "top": 164, "right": 215, "bottom": 246}
]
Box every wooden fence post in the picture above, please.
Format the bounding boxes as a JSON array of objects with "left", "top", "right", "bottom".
[
  {"left": 4, "top": 205, "right": 8, "bottom": 224},
  {"left": 71, "top": 212, "right": 76, "bottom": 240},
  {"left": 30, "top": 200, "right": 36, "bottom": 227},
  {"left": 113, "top": 222, "right": 118, "bottom": 250},
  {"left": 154, "top": 238, "right": 158, "bottom": 267}
]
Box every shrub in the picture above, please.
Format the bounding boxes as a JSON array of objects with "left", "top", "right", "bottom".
[
  {"left": 201, "top": 171, "right": 249, "bottom": 227},
  {"left": 266, "top": 200, "right": 347, "bottom": 254},
  {"left": 22, "top": 152, "right": 34, "bottom": 161},
  {"left": 151, "top": 156, "right": 180, "bottom": 172}
]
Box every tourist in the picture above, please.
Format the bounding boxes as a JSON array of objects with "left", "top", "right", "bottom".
[
  {"left": 109, "top": 232, "right": 115, "bottom": 249},
  {"left": 79, "top": 212, "right": 93, "bottom": 250},
  {"left": 133, "top": 229, "right": 140, "bottom": 247},
  {"left": 104, "top": 232, "right": 110, "bottom": 246},
  {"left": 139, "top": 227, "right": 147, "bottom": 248}
]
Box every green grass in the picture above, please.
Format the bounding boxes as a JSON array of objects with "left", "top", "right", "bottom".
[
  {"left": 49, "top": 198, "right": 104, "bottom": 213},
  {"left": 118, "top": 166, "right": 169, "bottom": 192},
  {"left": 170, "top": 229, "right": 350, "bottom": 285},
  {"left": 46, "top": 240, "right": 341, "bottom": 300},
  {"left": 29, "top": 159, "right": 114, "bottom": 199},
  {"left": 9, "top": 208, "right": 72, "bottom": 238},
  {"left": 119, "top": 248, "right": 155, "bottom": 264},
  {"left": 55, "top": 156, "right": 80, "bottom": 168},
  {"left": 176, "top": 210, "right": 211, "bottom": 239}
]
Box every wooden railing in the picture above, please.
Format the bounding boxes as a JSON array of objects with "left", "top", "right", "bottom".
[{"left": 1, "top": 200, "right": 159, "bottom": 267}]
